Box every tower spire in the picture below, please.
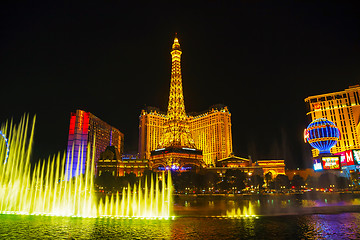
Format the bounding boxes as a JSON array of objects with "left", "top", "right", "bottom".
[
  {"left": 172, "top": 33, "right": 181, "bottom": 51},
  {"left": 168, "top": 34, "right": 186, "bottom": 121},
  {"left": 159, "top": 34, "right": 196, "bottom": 148}
]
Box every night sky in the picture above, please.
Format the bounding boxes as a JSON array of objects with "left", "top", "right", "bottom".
[{"left": 1, "top": 2, "right": 359, "bottom": 169}]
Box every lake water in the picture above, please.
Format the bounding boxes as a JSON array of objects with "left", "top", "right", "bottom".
[{"left": 2, "top": 194, "right": 360, "bottom": 239}]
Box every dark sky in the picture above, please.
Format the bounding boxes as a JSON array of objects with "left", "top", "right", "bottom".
[{"left": 1, "top": 2, "right": 359, "bottom": 169}]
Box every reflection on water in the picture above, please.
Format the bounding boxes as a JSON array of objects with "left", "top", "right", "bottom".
[
  {"left": 174, "top": 194, "right": 360, "bottom": 216},
  {"left": 2, "top": 213, "right": 360, "bottom": 239},
  {"left": 2, "top": 195, "right": 360, "bottom": 239},
  {"left": 0, "top": 215, "right": 173, "bottom": 239}
]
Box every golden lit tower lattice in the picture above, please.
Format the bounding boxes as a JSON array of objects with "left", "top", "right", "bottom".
[
  {"left": 140, "top": 34, "right": 233, "bottom": 166},
  {"left": 159, "top": 35, "right": 196, "bottom": 149},
  {"left": 150, "top": 34, "right": 204, "bottom": 170}
]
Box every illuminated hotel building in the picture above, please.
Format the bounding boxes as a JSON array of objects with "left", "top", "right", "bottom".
[
  {"left": 305, "top": 85, "right": 360, "bottom": 156},
  {"left": 138, "top": 107, "right": 166, "bottom": 160},
  {"left": 65, "top": 110, "right": 124, "bottom": 178},
  {"left": 188, "top": 105, "right": 233, "bottom": 165},
  {"left": 138, "top": 36, "right": 233, "bottom": 166}
]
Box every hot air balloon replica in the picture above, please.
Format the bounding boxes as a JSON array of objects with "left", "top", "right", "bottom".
[{"left": 304, "top": 118, "right": 341, "bottom": 171}]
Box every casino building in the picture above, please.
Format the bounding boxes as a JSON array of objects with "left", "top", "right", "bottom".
[
  {"left": 305, "top": 85, "right": 360, "bottom": 156},
  {"left": 138, "top": 35, "right": 233, "bottom": 167},
  {"left": 65, "top": 110, "right": 124, "bottom": 178},
  {"left": 305, "top": 85, "right": 360, "bottom": 177}
]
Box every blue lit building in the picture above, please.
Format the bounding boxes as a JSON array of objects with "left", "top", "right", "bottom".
[{"left": 65, "top": 110, "right": 124, "bottom": 179}]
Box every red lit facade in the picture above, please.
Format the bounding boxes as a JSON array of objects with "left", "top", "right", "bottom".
[{"left": 65, "top": 110, "right": 124, "bottom": 178}]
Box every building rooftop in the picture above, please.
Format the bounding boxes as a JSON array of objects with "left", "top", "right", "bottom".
[{"left": 304, "top": 85, "right": 360, "bottom": 102}]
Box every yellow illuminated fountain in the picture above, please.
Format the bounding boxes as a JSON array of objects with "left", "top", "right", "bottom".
[
  {"left": 225, "top": 202, "right": 257, "bottom": 219},
  {"left": 0, "top": 116, "right": 173, "bottom": 219}
]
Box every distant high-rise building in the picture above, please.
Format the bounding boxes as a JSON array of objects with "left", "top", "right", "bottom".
[
  {"left": 65, "top": 110, "right": 124, "bottom": 178},
  {"left": 138, "top": 35, "right": 233, "bottom": 166},
  {"left": 305, "top": 85, "right": 360, "bottom": 156}
]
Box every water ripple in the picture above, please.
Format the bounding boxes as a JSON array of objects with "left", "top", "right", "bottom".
[{"left": 2, "top": 213, "right": 360, "bottom": 239}]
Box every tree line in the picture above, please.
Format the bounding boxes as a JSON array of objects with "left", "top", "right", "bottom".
[{"left": 95, "top": 169, "right": 358, "bottom": 194}]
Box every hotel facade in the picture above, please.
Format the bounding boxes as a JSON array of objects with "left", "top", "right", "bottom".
[
  {"left": 305, "top": 85, "right": 360, "bottom": 156},
  {"left": 65, "top": 109, "right": 124, "bottom": 178}
]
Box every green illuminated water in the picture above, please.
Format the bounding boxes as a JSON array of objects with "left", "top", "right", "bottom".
[
  {"left": 2, "top": 195, "right": 360, "bottom": 239},
  {"left": 1, "top": 212, "right": 360, "bottom": 239}
]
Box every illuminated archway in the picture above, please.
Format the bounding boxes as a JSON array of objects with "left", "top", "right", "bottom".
[
  {"left": 268, "top": 170, "right": 277, "bottom": 177},
  {"left": 0, "top": 130, "right": 9, "bottom": 163}
]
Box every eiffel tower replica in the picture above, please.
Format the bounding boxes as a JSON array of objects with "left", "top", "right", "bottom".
[{"left": 151, "top": 34, "right": 205, "bottom": 170}]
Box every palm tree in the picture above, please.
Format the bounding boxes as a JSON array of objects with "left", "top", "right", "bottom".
[{"left": 264, "top": 172, "right": 273, "bottom": 188}]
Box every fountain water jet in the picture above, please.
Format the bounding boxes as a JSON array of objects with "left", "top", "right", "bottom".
[
  {"left": 225, "top": 201, "right": 257, "bottom": 219},
  {"left": 0, "top": 116, "right": 173, "bottom": 219}
]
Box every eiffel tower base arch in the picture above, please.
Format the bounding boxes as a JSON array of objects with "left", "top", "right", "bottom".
[{"left": 150, "top": 146, "right": 205, "bottom": 172}]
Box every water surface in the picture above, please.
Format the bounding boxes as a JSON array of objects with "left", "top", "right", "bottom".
[
  {"left": 2, "top": 213, "right": 360, "bottom": 239},
  {"left": 2, "top": 194, "right": 360, "bottom": 239}
]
